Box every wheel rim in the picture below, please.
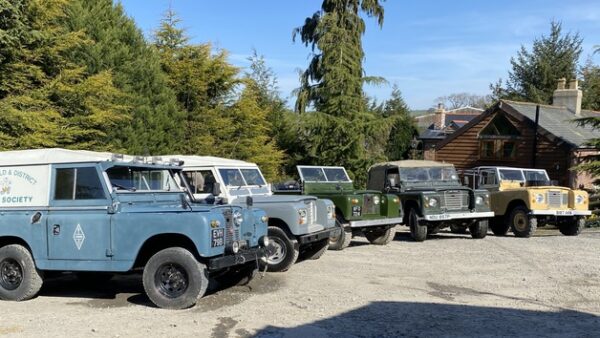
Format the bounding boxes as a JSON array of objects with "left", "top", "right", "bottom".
[
  {"left": 513, "top": 212, "right": 528, "bottom": 232},
  {"left": 154, "top": 263, "right": 189, "bottom": 299},
  {"left": 266, "top": 237, "right": 287, "bottom": 265},
  {"left": 0, "top": 258, "right": 23, "bottom": 291}
]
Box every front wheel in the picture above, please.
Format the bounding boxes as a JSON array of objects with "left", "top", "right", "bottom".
[
  {"left": 469, "top": 220, "right": 488, "bottom": 239},
  {"left": 509, "top": 206, "right": 537, "bottom": 238},
  {"left": 365, "top": 226, "right": 395, "bottom": 245},
  {"left": 0, "top": 244, "right": 43, "bottom": 301},
  {"left": 329, "top": 217, "right": 352, "bottom": 250},
  {"left": 559, "top": 217, "right": 585, "bottom": 236},
  {"left": 259, "top": 226, "right": 299, "bottom": 272},
  {"left": 408, "top": 209, "right": 427, "bottom": 242},
  {"left": 142, "top": 247, "right": 208, "bottom": 309}
]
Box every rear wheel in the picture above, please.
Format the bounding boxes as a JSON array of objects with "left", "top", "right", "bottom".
[
  {"left": 300, "top": 239, "right": 329, "bottom": 260},
  {"left": 469, "top": 220, "right": 488, "bottom": 239},
  {"left": 449, "top": 224, "right": 468, "bottom": 234},
  {"left": 509, "top": 206, "right": 537, "bottom": 238},
  {"left": 365, "top": 226, "right": 395, "bottom": 245},
  {"left": 490, "top": 217, "right": 510, "bottom": 236},
  {"left": 0, "top": 244, "right": 43, "bottom": 301},
  {"left": 559, "top": 217, "right": 585, "bottom": 236},
  {"left": 214, "top": 264, "right": 258, "bottom": 287},
  {"left": 142, "top": 247, "right": 208, "bottom": 309},
  {"left": 408, "top": 209, "right": 427, "bottom": 242},
  {"left": 259, "top": 226, "right": 299, "bottom": 272}
]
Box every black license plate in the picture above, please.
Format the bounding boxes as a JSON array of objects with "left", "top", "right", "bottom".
[
  {"left": 211, "top": 229, "right": 225, "bottom": 247},
  {"left": 352, "top": 206, "right": 362, "bottom": 217}
]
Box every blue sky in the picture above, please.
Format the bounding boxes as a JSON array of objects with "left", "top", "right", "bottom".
[{"left": 119, "top": 0, "right": 600, "bottom": 110}]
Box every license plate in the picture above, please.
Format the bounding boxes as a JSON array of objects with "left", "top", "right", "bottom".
[
  {"left": 211, "top": 229, "right": 225, "bottom": 247},
  {"left": 556, "top": 210, "right": 574, "bottom": 216}
]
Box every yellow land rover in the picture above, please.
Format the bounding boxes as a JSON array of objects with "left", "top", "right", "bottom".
[{"left": 467, "top": 166, "right": 591, "bottom": 237}]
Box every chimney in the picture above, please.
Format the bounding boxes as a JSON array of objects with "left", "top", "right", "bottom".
[
  {"left": 435, "top": 103, "right": 446, "bottom": 129},
  {"left": 552, "top": 78, "right": 582, "bottom": 115}
]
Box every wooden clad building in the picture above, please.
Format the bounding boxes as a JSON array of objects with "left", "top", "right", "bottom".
[{"left": 433, "top": 80, "right": 600, "bottom": 188}]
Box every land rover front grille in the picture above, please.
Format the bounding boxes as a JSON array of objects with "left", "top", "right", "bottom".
[
  {"left": 223, "top": 209, "right": 240, "bottom": 245},
  {"left": 443, "top": 191, "right": 468, "bottom": 210},
  {"left": 363, "top": 194, "right": 379, "bottom": 214},
  {"left": 306, "top": 200, "right": 317, "bottom": 225},
  {"left": 547, "top": 191, "right": 562, "bottom": 208}
]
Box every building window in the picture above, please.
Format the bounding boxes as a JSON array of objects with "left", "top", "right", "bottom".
[{"left": 478, "top": 114, "right": 520, "bottom": 161}]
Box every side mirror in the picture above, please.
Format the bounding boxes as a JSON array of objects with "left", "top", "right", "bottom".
[
  {"left": 212, "top": 182, "right": 222, "bottom": 196},
  {"left": 463, "top": 176, "right": 469, "bottom": 186}
]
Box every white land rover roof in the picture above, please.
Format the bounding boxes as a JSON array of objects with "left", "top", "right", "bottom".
[
  {"left": 164, "top": 155, "right": 257, "bottom": 168},
  {"left": 0, "top": 148, "right": 122, "bottom": 166},
  {"left": 371, "top": 160, "right": 453, "bottom": 169}
]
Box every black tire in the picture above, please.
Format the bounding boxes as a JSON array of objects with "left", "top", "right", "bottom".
[
  {"left": 559, "top": 217, "right": 585, "bottom": 236},
  {"left": 0, "top": 244, "right": 43, "bottom": 301},
  {"left": 300, "top": 239, "right": 329, "bottom": 260},
  {"left": 490, "top": 217, "right": 510, "bottom": 236},
  {"left": 365, "top": 226, "right": 395, "bottom": 245},
  {"left": 408, "top": 209, "right": 427, "bottom": 242},
  {"left": 449, "top": 224, "right": 468, "bottom": 234},
  {"left": 329, "top": 217, "right": 352, "bottom": 250},
  {"left": 509, "top": 206, "right": 537, "bottom": 238},
  {"left": 142, "top": 247, "right": 208, "bottom": 309},
  {"left": 469, "top": 220, "right": 488, "bottom": 239},
  {"left": 259, "top": 226, "right": 299, "bottom": 272},
  {"left": 75, "top": 272, "right": 113, "bottom": 284}
]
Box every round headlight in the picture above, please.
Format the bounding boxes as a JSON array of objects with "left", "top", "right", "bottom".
[
  {"left": 232, "top": 241, "right": 240, "bottom": 254},
  {"left": 475, "top": 196, "right": 484, "bottom": 205},
  {"left": 259, "top": 236, "right": 269, "bottom": 247},
  {"left": 233, "top": 211, "right": 244, "bottom": 227},
  {"left": 428, "top": 197, "right": 438, "bottom": 207},
  {"left": 535, "top": 193, "right": 544, "bottom": 203},
  {"left": 373, "top": 196, "right": 380, "bottom": 205},
  {"left": 576, "top": 195, "right": 585, "bottom": 204}
]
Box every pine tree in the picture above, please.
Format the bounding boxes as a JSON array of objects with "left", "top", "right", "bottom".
[
  {"left": 494, "top": 21, "right": 583, "bottom": 104},
  {"left": 581, "top": 59, "right": 600, "bottom": 111},
  {"left": 65, "top": 0, "right": 183, "bottom": 154},
  {"left": 382, "top": 85, "right": 417, "bottom": 160}
]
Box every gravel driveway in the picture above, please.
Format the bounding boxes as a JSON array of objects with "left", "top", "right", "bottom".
[{"left": 2, "top": 227, "right": 600, "bottom": 337}]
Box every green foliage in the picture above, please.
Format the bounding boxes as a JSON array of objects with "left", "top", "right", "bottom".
[
  {"left": 0, "top": 0, "right": 128, "bottom": 151},
  {"left": 65, "top": 0, "right": 183, "bottom": 154},
  {"left": 152, "top": 11, "right": 284, "bottom": 180},
  {"left": 381, "top": 86, "right": 417, "bottom": 160},
  {"left": 581, "top": 59, "right": 600, "bottom": 111},
  {"left": 493, "top": 21, "right": 583, "bottom": 104}
]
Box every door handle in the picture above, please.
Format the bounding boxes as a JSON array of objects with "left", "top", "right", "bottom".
[{"left": 52, "top": 224, "right": 60, "bottom": 236}]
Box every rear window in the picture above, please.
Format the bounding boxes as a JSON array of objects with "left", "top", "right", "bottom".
[{"left": 54, "top": 167, "right": 105, "bottom": 200}]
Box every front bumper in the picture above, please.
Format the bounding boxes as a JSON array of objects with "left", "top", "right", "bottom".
[
  {"left": 349, "top": 217, "right": 404, "bottom": 228},
  {"left": 423, "top": 211, "right": 494, "bottom": 221},
  {"left": 530, "top": 209, "right": 591, "bottom": 216},
  {"left": 207, "top": 247, "right": 266, "bottom": 270},
  {"left": 298, "top": 227, "right": 341, "bottom": 245}
]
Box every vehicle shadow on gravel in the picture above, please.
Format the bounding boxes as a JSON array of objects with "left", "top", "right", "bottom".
[
  {"left": 253, "top": 301, "right": 600, "bottom": 338},
  {"left": 392, "top": 229, "right": 474, "bottom": 242},
  {"left": 39, "top": 272, "right": 280, "bottom": 309}
]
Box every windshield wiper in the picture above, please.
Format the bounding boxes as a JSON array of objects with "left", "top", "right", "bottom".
[{"left": 112, "top": 183, "right": 137, "bottom": 191}]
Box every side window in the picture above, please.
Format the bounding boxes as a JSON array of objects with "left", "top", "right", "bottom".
[
  {"left": 385, "top": 168, "right": 400, "bottom": 188},
  {"left": 479, "top": 170, "right": 497, "bottom": 186},
  {"left": 54, "top": 167, "right": 106, "bottom": 200},
  {"left": 183, "top": 170, "right": 216, "bottom": 194}
]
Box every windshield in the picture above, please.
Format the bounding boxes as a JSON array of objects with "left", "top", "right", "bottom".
[
  {"left": 106, "top": 166, "right": 180, "bottom": 192},
  {"left": 299, "top": 167, "right": 351, "bottom": 182},
  {"left": 218, "top": 168, "right": 266, "bottom": 187},
  {"left": 498, "top": 169, "right": 525, "bottom": 181},
  {"left": 399, "top": 167, "right": 458, "bottom": 183},
  {"left": 524, "top": 170, "right": 550, "bottom": 181}
]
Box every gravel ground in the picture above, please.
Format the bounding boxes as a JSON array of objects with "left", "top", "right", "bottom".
[{"left": 2, "top": 227, "right": 600, "bottom": 337}]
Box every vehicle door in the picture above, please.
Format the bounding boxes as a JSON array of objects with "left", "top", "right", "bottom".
[{"left": 47, "top": 164, "right": 112, "bottom": 261}]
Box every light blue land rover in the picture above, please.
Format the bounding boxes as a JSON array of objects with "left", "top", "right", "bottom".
[{"left": 0, "top": 149, "right": 268, "bottom": 309}]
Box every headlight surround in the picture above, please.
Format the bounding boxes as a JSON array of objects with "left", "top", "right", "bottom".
[
  {"left": 425, "top": 196, "right": 438, "bottom": 208},
  {"left": 260, "top": 215, "right": 269, "bottom": 223},
  {"left": 475, "top": 196, "right": 484, "bottom": 205},
  {"left": 298, "top": 208, "right": 308, "bottom": 225},
  {"left": 327, "top": 205, "right": 335, "bottom": 219},
  {"left": 373, "top": 196, "right": 381, "bottom": 205},
  {"left": 535, "top": 193, "right": 544, "bottom": 204},
  {"left": 575, "top": 194, "right": 585, "bottom": 204},
  {"left": 233, "top": 211, "right": 244, "bottom": 227}
]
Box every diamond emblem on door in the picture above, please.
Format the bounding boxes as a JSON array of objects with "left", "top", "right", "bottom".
[{"left": 73, "top": 224, "right": 85, "bottom": 250}]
